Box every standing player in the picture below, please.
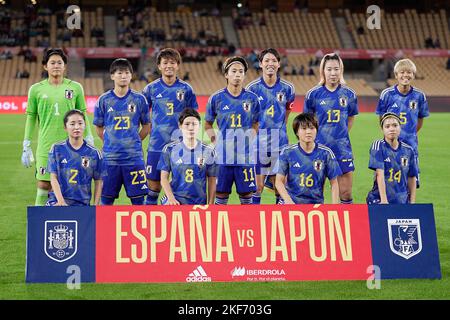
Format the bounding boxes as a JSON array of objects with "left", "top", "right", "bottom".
[
  {"left": 47, "top": 110, "right": 102, "bottom": 206},
  {"left": 143, "top": 48, "right": 198, "bottom": 205},
  {"left": 158, "top": 108, "right": 217, "bottom": 205},
  {"left": 376, "top": 58, "right": 429, "bottom": 188},
  {"left": 21, "top": 48, "right": 94, "bottom": 206},
  {"left": 275, "top": 113, "right": 341, "bottom": 204},
  {"left": 205, "top": 56, "right": 260, "bottom": 205},
  {"left": 246, "top": 48, "right": 295, "bottom": 205},
  {"left": 93, "top": 58, "right": 150, "bottom": 205},
  {"left": 304, "top": 53, "right": 358, "bottom": 204},
  {"left": 367, "top": 113, "right": 418, "bottom": 204}
]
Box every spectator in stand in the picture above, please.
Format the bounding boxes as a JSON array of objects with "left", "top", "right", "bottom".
[{"left": 446, "top": 57, "right": 450, "bottom": 70}]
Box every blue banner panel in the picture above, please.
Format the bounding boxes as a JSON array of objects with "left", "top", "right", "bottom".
[
  {"left": 26, "top": 206, "right": 96, "bottom": 283},
  {"left": 368, "top": 204, "right": 441, "bottom": 279}
]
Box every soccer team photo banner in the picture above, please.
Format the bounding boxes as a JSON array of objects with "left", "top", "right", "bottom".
[{"left": 26, "top": 204, "right": 441, "bottom": 283}]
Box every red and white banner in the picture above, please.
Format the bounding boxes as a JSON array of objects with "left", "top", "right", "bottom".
[{"left": 96, "top": 204, "right": 372, "bottom": 283}]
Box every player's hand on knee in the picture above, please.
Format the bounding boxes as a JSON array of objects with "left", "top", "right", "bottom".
[
  {"left": 167, "top": 197, "right": 180, "bottom": 205},
  {"left": 21, "top": 140, "right": 34, "bottom": 168},
  {"left": 55, "top": 201, "right": 68, "bottom": 206}
]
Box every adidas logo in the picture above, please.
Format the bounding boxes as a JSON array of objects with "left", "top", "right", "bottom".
[
  {"left": 61, "top": 158, "right": 68, "bottom": 164},
  {"left": 141, "top": 184, "right": 148, "bottom": 190},
  {"left": 293, "top": 162, "right": 301, "bottom": 168},
  {"left": 348, "top": 162, "right": 354, "bottom": 167},
  {"left": 384, "top": 157, "right": 391, "bottom": 162},
  {"left": 249, "top": 182, "right": 255, "bottom": 187},
  {"left": 176, "top": 159, "right": 183, "bottom": 164},
  {"left": 258, "top": 96, "right": 264, "bottom": 101},
  {"left": 107, "top": 107, "right": 114, "bottom": 112},
  {"left": 223, "top": 105, "right": 230, "bottom": 110},
  {"left": 186, "top": 266, "right": 211, "bottom": 282},
  {"left": 156, "top": 93, "right": 163, "bottom": 98},
  {"left": 391, "top": 103, "right": 399, "bottom": 108},
  {"left": 320, "top": 100, "right": 326, "bottom": 105}
]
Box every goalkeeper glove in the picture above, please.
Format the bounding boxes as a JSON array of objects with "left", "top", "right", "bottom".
[
  {"left": 21, "top": 140, "right": 34, "bottom": 168},
  {"left": 85, "top": 134, "right": 95, "bottom": 146}
]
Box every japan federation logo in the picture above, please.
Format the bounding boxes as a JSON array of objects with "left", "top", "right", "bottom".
[
  {"left": 401, "top": 156, "right": 409, "bottom": 167},
  {"left": 65, "top": 89, "right": 74, "bottom": 99},
  {"left": 44, "top": 221, "right": 77, "bottom": 263},
  {"left": 197, "top": 157, "right": 205, "bottom": 167},
  {"left": 176, "top": 89, "right": 185, "bottom": 102},
  {"left": 409, "top": 100, "right": 417, "bottom": 110},
  {"left": 243, "top": 101, "right": 251, "bottom": 112},
  {"left": 313, "top": 159, "right": 323, "bottom": 172},
  {"left": 81, "top": 156, "right": 90, "bottom": 168},
  {"left": 127, "top": 102, "right": 136, "bottom": 113},
  {"left": 339, "top": 95, "right": 348, "bottom": 107},
  {"left": 387, "top": 219, "right": 422, "bottom": 260},
  {"left": 276, "top": 91, "right": 285, "bottom": 103}
]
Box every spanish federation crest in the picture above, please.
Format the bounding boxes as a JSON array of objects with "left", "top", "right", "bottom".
[
  {"left": 81, "top": 156, "right": 90, "bottom": 168},
  {"left": 128, "top": 102, "right": 136, "bottom": 113},
  {"left": 176, "top": 89, "right": 185, "bottom": 102},
  {"left": 65, "top": 89, "right": 74, "bottom": 99},
  {"left": 313, "top": 159, "right": 323, "bottom": 172},
  {"left": 45, "top": 221, "right": 77, "bottom": 263},
  {"left": 401, "top": 156, "right": 409, "bottom": 167},
  {"left": 243, "top": 101, "right": 251, "bottom": 112},
  {"left": 339, "top": 95, "right": 348, "bottom": 107},
  {"left": 276, "top": 91, "right": 285, "bottom": 103},
  {"left": 387, "top": 219, "right": 422, "bottom": 260},
  {"left": 409, "top": 100, "right": 417, "bottom": 110}
]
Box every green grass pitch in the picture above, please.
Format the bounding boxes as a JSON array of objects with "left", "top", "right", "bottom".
[{"left": 0, "top": 112, "right": 448, "bottom": 299}]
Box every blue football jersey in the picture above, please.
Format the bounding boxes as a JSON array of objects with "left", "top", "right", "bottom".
[
  {"left": 93, "top": 89, "right": 150, "bottom": 165},
  {"left": 48, "top": 140, "right": 103, "bottom": 205},
  {"left": 246, "top": 77, "right": 295, "bottom": 151},
  {"left": 277, "top": 143, "right": 342, "bottom": 204},
  {"left": 157, "top": 140, "right": 218, "bottom": 204},
  {"left": 367, "top": 139, "right": 419, "bottom": 204},
  {"left": 143, "top": 78, "right": 198, "bottom": 152},
  {"left": 304, "top": 84, "right": 358, "bottom": 161},
  {"left": 205, "top": 88, "right": 260, "bottom": 165},
  {"left": 376, "top": 85, "right": 429, "bottom": 154}
]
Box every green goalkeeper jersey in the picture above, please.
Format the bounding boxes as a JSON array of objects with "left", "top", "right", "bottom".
[{"left": 26, "top": 78, "right": 87, "bottom": 158}]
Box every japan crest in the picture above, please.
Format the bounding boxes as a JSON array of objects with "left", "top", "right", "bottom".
[
  {"left": 339, "top": 95, "right": 348, "bottom": 107},
  {"left": 409, "top": 100, "right": 417, "bottom": 110},
  {"left": 128, "top": 102, "right": 136, "bottom": 113},
  {"left": 313, "top": 159, "right": 323, "bottom": 172},
  {"left": 276, "top": 91, "right": 285, "bottom": 102},
  {"left": 44, "top": 221, "right": 77, "bottom": 262},
  {"left": 387, "top": 219, "right": 422, "bottom": 260},
  {"left": 65, "top": 89, "right": 74, "bottom": 99},
  {"left": 81, "top": 156, "right": 90, "bottom": 168},
  {"left": 176, "top": 89, "right": 185, "bottom": 101},
  {"left": 243, "top": 101, "right": 251, "bottom": 112}
]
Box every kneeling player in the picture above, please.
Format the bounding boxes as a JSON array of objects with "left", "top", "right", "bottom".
[
  {"left": 158, "top": 108, "right": 217, "bottom": 205},
  {"left": 275, "top": 113, "right": 341, "bottom": 204},
  {"left": 47, "top": 110, "right": 103, "bottom": 206},
  {"left": 93, "top": 58, "right": 151, "bottom": 205},
  {"left": 366, "top": 112, "right": 418, "bottom": 204}
]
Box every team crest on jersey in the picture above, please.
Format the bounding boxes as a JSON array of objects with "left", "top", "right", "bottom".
[
  {"left": 409, "top": 100, "right": 417, "bottom": 110},
  {"left": 339, "top": 95, "right": 348, "bottom": 107},
  {"left": 176, "top": 89, "right": 185, "bottom": 101},
  {"left": 81, "top": 156, "right": 90, "bottom": 168},
  {"left": 65, "top": 89, "right": 74, "bottom": 99},
  {"left": 45, "top": 221, "right": 77, "bottom": 262},
  {"left": 276, "top": 91, "right": 285, "bottom": 103},
  {"left": 243, "top": 101, "right": 251, "bottom": 112},
  {"left": 388, "top": 219, "right": 422, "bottom": 260},
  {"left": 197, "top": 157, "right": 205, "bottom": 167},
  {"left": 401, "top": 156, "right": 409, "bottom": 167},
  {"left": 313, "top": 159, "right": 323, "bottom": 172},
  {"left": 127, "top": 102, "right": 137, "bottom": 113}
]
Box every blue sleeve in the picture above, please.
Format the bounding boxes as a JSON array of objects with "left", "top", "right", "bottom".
[
  {"left": 93, "top": 96, "right": 104, "bottom": 126},
  {"left": 93, "top": 152, "right": 103, "bottom": 180},
  {"left": 375, "top": 92, "right": 387, "bottom": 116},
  {"left": 142, "top": 85, "right": 152, "bottom": 111},
  {"left": 253, "top": 95, "right": 260, "bottom": 124},
  {"left": 326, "top": 152, "right": 342, "bottom": 180},
  {"left": 140, "top": 96, "right": 151, "bottom": 125},
  {"left": 205, "top": 95, "right": 216, "bottom": 123},
  {"left": 276, "top": 149, "right": 289, "bottom": 176},
  {"left": 207, "top": 149, "right": 218, "bottom": 177},
  {"left": 157, "top": 147, "right": 171, "bottom": 172},
  {"left": 303, "top": 92, "right": 315, "bottom": 114},
  {"left": 348, "top": 91, "right": 359, "bottom": 116},
  {"left": 287, "top": 86, "right": 295, "bottom": 110},
  {"left": 48, "top": 146, "right": 58, "bottom": 174},
  {"left": 368, "top": 143, "right": 384, "bottom": 171},
  {"left": 409, "top": 152, "right": 419, "bottom": 178},
  {"left": 418, "top": 93, "right": 429, "bottom": 118},
  {"left": 187, "top": 87, "right": 198, "bottom": 109}
]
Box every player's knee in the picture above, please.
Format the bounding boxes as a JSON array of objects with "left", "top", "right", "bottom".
[
  {"left": 37, "top": 180, "right": 51, "bottom": 190},
  {"left": 148, "top": 180, "right": 161, "bottom": 193},
  {"left": 339, "top": 189, "right": 352, "bottom": 201}
]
